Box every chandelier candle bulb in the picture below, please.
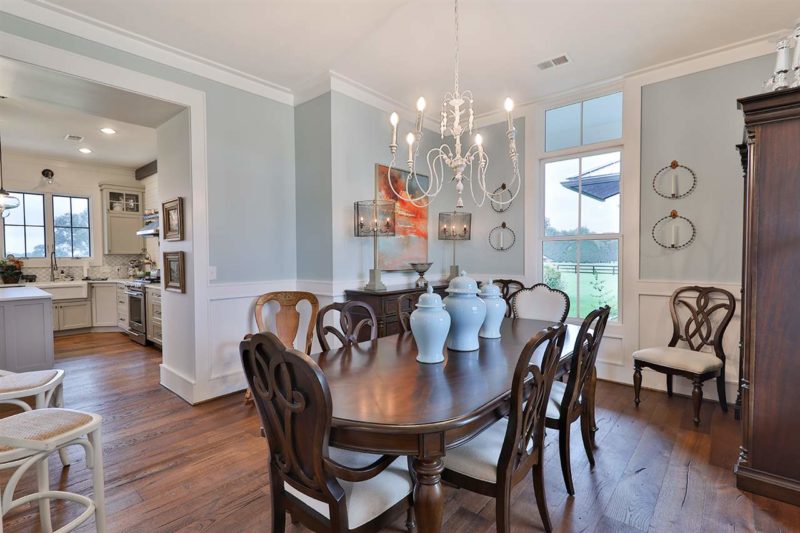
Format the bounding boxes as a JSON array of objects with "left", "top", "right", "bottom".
[
  {"left": 406, "top": 132, "right": 415, "bottom": 163},
  {"left": 390, "top": 112, "right": 399, "bottom": 148},
  {"left": 416, "top": 97, "right": 426, "bottom": 134},
  {"left": 504, "top": 98, "right": 514, "bottom": 131}
]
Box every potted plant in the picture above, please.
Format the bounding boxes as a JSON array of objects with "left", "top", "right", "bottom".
[{"left": 0, "top": 255, "right": 23, "bottom": 284}]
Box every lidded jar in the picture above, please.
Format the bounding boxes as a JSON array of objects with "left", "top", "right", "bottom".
[
  {"left": 410, "top": 285, "right": 451, "bottom": 364},
  {"left": 479, "top": 279, "right": 505, "bottom": 339},
  {"left": 443, "top": 271, "right": 486, "bottom": 351}
]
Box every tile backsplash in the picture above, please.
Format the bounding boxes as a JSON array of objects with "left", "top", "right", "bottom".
[{"left": 19, "top": 254, "right": 145, "bottom": 281}]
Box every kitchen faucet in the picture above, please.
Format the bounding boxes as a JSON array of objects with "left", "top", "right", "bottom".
[{"left": 50, "top": 247, "right": 58, "bottom": 281}]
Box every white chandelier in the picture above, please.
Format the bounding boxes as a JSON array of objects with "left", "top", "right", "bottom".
[{"left": 386, "top": 0, "right": 521, "bottom": 209}]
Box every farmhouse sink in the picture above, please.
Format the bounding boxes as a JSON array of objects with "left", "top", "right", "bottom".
[{"left": 34, "top": 281, "right": 88, "bottom": 300}]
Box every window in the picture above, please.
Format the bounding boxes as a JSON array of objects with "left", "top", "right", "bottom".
[
  {"left": 542, "top": 150, "right": 620, "bottom": 320},
  {"left": 53, "top": 195, "right": 91, "bottom": 258},
  {"left": 2, "top": 192, "right": 46, "bottom": 258},
  {"left": 545, "top": 92, "right": 622, "bottom": 152}
]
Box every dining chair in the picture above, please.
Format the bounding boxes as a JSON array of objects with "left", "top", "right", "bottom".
[
  {"left": 397, "top": 292, "right": 421, "bottom": 333},
  {"left": 240, "top": 332, "right": 414, "bottom": 532},
  {"left": 633, "top": 286, "right": 735, "bottom": 425},
  {"left": 511, "top": 283, "right": 570, "bottom": 322},
  {"left": 491, "top": 279, "right": 525, "bottom": 317},
  {"left": 316, "top": 301, "right": 378, "bottom": 351},
  {"left": 245, "top": 291, "right": 320, "bottom": 404},
  {"left": 442, "top": 325, "right": 567, "bottom": 533},
  {"left": 545, "top": 305, "right": 610, "bottom": 496}
]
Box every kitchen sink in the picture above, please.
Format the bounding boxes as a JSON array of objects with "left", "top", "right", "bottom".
[{"left": 34, "top": 281, "right": 88, "bottom": 300}]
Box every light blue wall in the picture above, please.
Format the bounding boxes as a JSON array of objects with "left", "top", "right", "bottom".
[
  {"left": 295, "top": 94, "right": 333, "bottom": 281},
  {"left": 0, "top": 14, "right": 297, "bottom": 283},
  {"left": 640, "top": 54, "right": 773, "bottom": 282}
]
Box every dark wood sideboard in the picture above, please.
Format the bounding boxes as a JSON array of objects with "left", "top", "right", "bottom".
[
  {"left": 735, "top": 87, "right": 800, "bottom": 506},
  {"left": 344, "top": 283, "right": 448, "bottom": 338}
]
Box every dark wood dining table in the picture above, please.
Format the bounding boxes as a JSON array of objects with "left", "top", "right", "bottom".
[{"left": 310, "top": 317, "right": 590, "bottom": 533}]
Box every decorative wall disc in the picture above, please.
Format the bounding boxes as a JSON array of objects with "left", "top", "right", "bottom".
[
  {"left": 651, "top": 210, "right": 696, "bottom": 250},
  {"left": 652, "top": 160, "right": 697, "bottom": 199},
  {"left": 489, "top": 222, "right": 516, "bottom": 251},
  {"left": 490, "top": 183, "right": 513, "bottom": 212}
]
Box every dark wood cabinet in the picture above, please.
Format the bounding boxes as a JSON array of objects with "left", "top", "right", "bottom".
[
  {"left": 735, "top": 87, "right": 800, "bottom": 506},
  {"left": 344, "top": 283, "right": 447, "bottom": 338}
]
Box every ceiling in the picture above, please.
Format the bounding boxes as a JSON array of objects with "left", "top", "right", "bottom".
[{"left": 31, "top": 0, "right": 798, "bottom": 113}]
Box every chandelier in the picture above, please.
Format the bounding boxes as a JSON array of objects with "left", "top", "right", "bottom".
[
  {"left": 0, "top": 132, "right": 21, "bottom": 219},
  {"left": 386, "top": 0, "right": 521, "bottom": 209}
]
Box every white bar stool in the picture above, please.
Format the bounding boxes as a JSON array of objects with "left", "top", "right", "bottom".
[{"left": 0, "top": 408, "right": 105, "bottom": 533}]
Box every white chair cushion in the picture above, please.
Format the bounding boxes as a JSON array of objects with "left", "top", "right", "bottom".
[
  {"left": 512, "top": 287, "right": 567, "bottom": 322},
  {"left": 546, "top": 381, "right": 567, "bottom": 420},
  {"left": 0, "top": 370, "right": 59, "bottom": 394},
  {"left": 633, "top": 346, "right": 722, "bottom": 374},
  {"left": 444, "top": 418, "right": 508, "bottom": 483},
  {"left": 284, "top": 448, "right": 412, "bottom": 529},
  {"left": 0, "top": 408, "right": 96, "bottom": 452}
]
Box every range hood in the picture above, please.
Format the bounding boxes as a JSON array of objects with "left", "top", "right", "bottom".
[{"left": 137, "top": 210, "right": 159, "bottom": 237}]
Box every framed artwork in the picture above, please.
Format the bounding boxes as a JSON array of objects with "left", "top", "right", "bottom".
[
  {"left": 375, "top": 164, "right": 429, "bottom": 271},
  {"left": 162, "top": 197, "right": 184, "bottom": 241},
  {"left": 163, "top": 251, "right": 186, "bottom": 293}
]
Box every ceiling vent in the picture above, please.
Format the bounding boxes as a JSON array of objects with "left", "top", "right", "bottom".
[
  {"left": 64, "top": 134, "right": 84, "bottom": 142},
  {"left": 537, "top": 54, "right": 571, "bottom": 71}
]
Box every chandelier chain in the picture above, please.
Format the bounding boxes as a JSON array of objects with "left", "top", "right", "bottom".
[{"left": 454, "top": 0, "right": 459, "bottom": 95}]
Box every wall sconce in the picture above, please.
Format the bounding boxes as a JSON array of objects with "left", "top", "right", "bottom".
[
  {"left": 438, "top": 210, "right": 472, "bottom": 280},
  {"left": 42, "top": 169, "right": 54, "bottom": 185}
]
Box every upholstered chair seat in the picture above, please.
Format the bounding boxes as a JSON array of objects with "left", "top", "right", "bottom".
[
  {"left": 633, "top": 347, "right": 723, "bottom": 374},
  {"left": 444, "top": 419, "right": 534, "bottom": 484},
  {"left": 285, "top": 450, "right": 413, "bottom": 530},
  {"left": 0, "top": 370, "right": 60, "bottom": 394}
]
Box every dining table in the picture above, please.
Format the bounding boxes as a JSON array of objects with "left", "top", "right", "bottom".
[{"left": 310, "top": 317, "right": 594, "bottom": 533}]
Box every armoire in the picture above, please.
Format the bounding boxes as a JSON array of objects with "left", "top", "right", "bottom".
[{"left": 735, "top": 86, "right": 800, "bottom": 506}]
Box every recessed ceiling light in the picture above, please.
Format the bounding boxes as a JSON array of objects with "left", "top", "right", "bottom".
[
  {"left": 78, "top": 147, "right": 93, "bottom": 154},
  {"left": 100, "top": 127, "right": 116, "bottom": 135}
]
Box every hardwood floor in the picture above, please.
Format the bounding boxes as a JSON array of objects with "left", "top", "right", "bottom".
[{"left": 3, "top": 332, "right": 800, "bottom": 532}]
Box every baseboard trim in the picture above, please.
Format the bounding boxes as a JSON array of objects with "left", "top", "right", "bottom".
[
  {"left": 735, "top": 465, "right": 800, "bottom": 507},
  {"left": 159, "top": 364, "right": 196, "bottom": 404}
]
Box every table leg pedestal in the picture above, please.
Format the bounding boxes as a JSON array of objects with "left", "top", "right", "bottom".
[{"left": 412, "top": 457, "right": 444, "bottom": 533}]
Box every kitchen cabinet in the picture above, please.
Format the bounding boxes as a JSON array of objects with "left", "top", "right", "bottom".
[
  {"left": 53, "top": 299, "right": 92, "bottom": 331},
  {"left": 91, "top": 284, "right": 117, "bottom": 327},
  {"left": 146, "top": 286, "right": 162, "bottom": 347},
  {"left": 100, "top": 184, "right": 144, "bottom": 255},
  {"left": 117, "top": 283, "right": 129, "bottom": 330},
  {"left": 0, "top": 287, "right": 54, "bottom": 371}
]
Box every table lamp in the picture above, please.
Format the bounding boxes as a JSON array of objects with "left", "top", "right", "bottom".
[
  {"left": 354, "top": 199, "right": 396, "bottom": 291},
  {"left": 438, "top": 210, "right": 472, "bottom": 281}
]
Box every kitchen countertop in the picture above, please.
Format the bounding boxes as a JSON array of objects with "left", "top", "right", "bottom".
[{"left": 0, "top": 286, "right": 53, "bottom": 302}]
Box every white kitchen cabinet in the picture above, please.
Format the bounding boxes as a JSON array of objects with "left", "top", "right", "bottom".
[
  {"left": 54, "top": 299, "right": 92, "bottom": 331},
  {"left": 91, "top": 284, "right": 117, "bottom": 327},
  {"left": 117, "top": 283, "right": 129, "bottom": 330},
  {"left": 100, "top": 184, "right": 144, "bottom": 255},
  {"left": 145, "top": 286, "right": 162, "bottom": 346}
]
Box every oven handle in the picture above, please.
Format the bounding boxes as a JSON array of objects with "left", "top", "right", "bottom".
[{"left": 124, "top": 291, "right": 143, "bottom": 297}]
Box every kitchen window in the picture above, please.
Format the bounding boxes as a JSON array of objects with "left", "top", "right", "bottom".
[
  {"left": 53, "top": 195, "right": 91, "bottom": 258},
  {"left": 2, "top": 192, "right": 46, "bottom": 258}
]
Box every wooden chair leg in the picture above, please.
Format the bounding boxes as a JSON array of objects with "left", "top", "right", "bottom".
[
  {"left": 633, "top": 365, "right": 642, "bottom": 406},
  {"left": 587, "top": 367, "right": 599, "bottom": 444},
  {"left": 270, "top": 479, "right": 286, "bottom": 533},
  {"left": 580, "top": 410, "right": 595, "bottom": 467},
  {"left": 405, "top": 506, "right": 416, "bottom": 531},
  {"left": 496, "top": 486, "right": 511, "bottom": 533},
  {"left": 716, "top": 375, "right": 728, "bottom": 412},
  {"left": 558, "top": 424, "right": 575, "bottom": 496},
  {"left": 244, "top": 388, "right": 253, "bottom": 405},
  {"left": 691, "top": 378, "right": 703, "bottom": 426},
  {"left": 666, "top": 374, "right": 673, "bottom": 397},
  {"left": 532, "top": 461, "right": 552, "bottom": 533}
]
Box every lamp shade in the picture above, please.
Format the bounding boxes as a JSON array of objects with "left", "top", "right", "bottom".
[
  {"left": 439, "top": 211, "right": 472, "bottom": 240},
  {"left": 354, "top": 200, "right": 396, "bottom": 237}
]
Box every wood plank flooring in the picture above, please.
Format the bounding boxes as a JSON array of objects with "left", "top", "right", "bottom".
[{"left": 3, "top": 332, "right": 800, "bottom": 532}]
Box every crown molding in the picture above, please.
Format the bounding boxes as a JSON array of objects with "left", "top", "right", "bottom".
[{"left": 2, "top": 0, "right": 295, "bottom": 105}]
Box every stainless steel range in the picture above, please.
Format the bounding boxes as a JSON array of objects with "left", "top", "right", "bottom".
[{"left": 124, "top": 280, "right": 149, "bottom": 345}]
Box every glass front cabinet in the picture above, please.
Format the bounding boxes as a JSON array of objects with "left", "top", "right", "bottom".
[{"left": 100, "top": 184, "right": 145, "bottom": 255}]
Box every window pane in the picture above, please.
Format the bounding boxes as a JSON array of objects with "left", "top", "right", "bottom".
[
  {"left": 72, "top": 228, "right": 90, "bottom": 257},
  {"left": 55, "top": 227, "right": 72, "bottom": 257},
  {"left": 25, "top": 226, "right": 46, "bottom": 258},
  {"left": 53, "top": 196, "right": 71, "bottom": 227},
  {"left": 24, "top": 194, "right": 44, "bottom": 226},
  {"left": 578, "top": 240, "right": 618, "bottom": 319},
  {"left": 543, "top": 240, "right": 578, "bottom": 318},
  {"left": 582, "top": 92, "right": 622, "bottom": 145},
  {"left": 545, "top": 102, "right": 581, "bottom": 152},
  {"left": 4, "top": 226, "right": 25, "bottom": 257},
  {"left": 71, "top": 197, "right": 89, "bottom": 227},
  {"left": 4, "top": 193, "right": 24, "bottom": 225},
  {"left": 544, "top": 158, "right": 580, "bottom": 236},
  {"left": 580, "top": 151, "right": 621, "bottom": 235}
]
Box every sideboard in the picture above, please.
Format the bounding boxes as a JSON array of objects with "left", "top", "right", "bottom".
[{"left": 345, "top": 283, "right": 448, "bottom": 338}]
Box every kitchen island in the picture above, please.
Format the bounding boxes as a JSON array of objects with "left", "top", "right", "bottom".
[{"left": 0, "top": 286, "right": 54, "bottom": 372}]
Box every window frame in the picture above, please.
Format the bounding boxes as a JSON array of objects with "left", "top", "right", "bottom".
[
  {"left": 1, "top": 191, "right": 47, "bottom": 259},
  {"left": 52, "top": 194, "right": 92, "bottom": 259},
  {"left": 544, "top": 90, "right": 624, "bottom": 154},
  {"left": 540, "top": 144, "right": 623, "bottom": 323}
]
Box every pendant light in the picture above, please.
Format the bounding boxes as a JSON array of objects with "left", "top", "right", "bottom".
[{"left": 0, "top": 132, "right": 21, "bottom": 219}]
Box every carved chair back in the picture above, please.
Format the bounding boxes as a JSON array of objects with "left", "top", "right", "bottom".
[
  {"left": 511, "top": 283, "right": 570, "bottom": 322},
  {"left": 254, "top": 291, "right": 319, "bottom": 354},
  {"left": 559, "top": 306, "right": 611, "bottom": 419},
  {"left": 493, "top": 279, "right": 525, "bottom": 317},
  {"left": 498, "top": 325, "right": 566, "bottom": 483},
  {"left": 316, "top": 301, "right": 378, "bottom": 351},
  {"left": 397, "top": 292, "right": 422, "bottom": 333},
  {"left": 668, "top": 286, "right": 736, "bottom": 364}
]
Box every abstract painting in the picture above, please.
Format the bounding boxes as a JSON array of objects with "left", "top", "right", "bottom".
[{"left": 375, "top": 164, "right": 428, "bottom": 271}]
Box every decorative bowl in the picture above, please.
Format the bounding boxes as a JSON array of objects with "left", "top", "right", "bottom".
[{"left": 409, "top": 262, "right": 433, "bottom": 288}]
